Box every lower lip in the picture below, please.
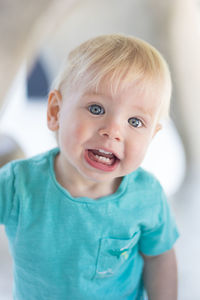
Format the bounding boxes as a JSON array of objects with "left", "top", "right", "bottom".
[{"left": 84, "top": 150, "right": 120, "bottom": 172}]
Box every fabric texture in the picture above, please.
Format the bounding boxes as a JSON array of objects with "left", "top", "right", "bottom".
[{"left": 0, "top": 148, "right": 179, "bottom": 300}]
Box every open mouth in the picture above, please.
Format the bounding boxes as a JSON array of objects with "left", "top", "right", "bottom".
[{"left": 84, "top": 149, "right": 120, "bottom": 172}]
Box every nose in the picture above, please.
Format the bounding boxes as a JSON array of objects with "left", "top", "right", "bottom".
[{"left": 98, "top": 120, "right": 122, "bottom": 142}]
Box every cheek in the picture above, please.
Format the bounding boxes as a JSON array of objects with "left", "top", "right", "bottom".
[
  {"left": 74, "top": 123, "right": 89, "bottom": 137},
  {"left": 59, "top": 116, "right": 92, "bottom": 146},
  {"left": 126, "top": 136, "right": 151, "bottom": 162}
]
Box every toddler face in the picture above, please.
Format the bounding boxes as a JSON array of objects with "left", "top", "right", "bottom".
[{"left": 47, "top": 79, "right": 162, "bottom": 185}]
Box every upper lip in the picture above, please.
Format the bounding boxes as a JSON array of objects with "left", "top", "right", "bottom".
[{"left": 87, "top": 147, "right": 121, "bottom": 160}]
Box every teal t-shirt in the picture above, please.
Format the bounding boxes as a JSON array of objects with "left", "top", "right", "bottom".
[{"left": 0, "top": 148, "right": 179, "bottom": 300}]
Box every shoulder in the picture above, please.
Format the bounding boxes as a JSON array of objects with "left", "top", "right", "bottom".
[
  {"left": 0, "top": 148, "right": 59, "bottom": 184},
  {"left": 11, "top": 147, "right": 58, "bottom": 171},
  {"left": 128, "top": 167, "right": 163, "bottom": 193},
  {"left": 125, "top": 167, "right": 166, "bottom": 211}
]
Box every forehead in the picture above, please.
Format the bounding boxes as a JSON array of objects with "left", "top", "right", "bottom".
[
  {"left": 92, "top": 72, "right": 163, "bottom": 102},
  {"left": 83, "top": 76, "right": 162, "bottom": 116},
  {"left": 66, "top": 66, "right": 166, "bottom": 117}
]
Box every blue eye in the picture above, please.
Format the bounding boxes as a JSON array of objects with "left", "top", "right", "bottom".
[
  {"left": 88, "top": 104, "right": 105, "bottom": 115},
  {"left": 128, "top": 117, "right": 143, "bottom": 128}
]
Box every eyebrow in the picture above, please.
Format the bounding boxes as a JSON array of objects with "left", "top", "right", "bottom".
[
  {"left": 131, "top": 105, "right": 152, "bottom": 116},
  {"left": 83, "top": 91, "right": 105, "bottom": 98}
]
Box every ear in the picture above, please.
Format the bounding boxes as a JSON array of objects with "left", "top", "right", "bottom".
[
  {"left": 152, "top": 123, "right": 162, "bottom": 138},
  {"left": 47, "top": 90, "right": 62, "bottom": 131}
]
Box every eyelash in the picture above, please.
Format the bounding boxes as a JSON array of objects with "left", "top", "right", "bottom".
[
  {"left": 88, "top": 104, "right": 144, "bottom": 128},
  {"left": 88, "top": 104, "right": 105, "bottom": 115},
  {"left": 128, "top": 117, "right": 144, "bottom": 128}
]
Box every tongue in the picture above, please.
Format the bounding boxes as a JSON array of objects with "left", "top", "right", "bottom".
[{"left": 90, "top": 149, "right": 114, "bottom": 159}]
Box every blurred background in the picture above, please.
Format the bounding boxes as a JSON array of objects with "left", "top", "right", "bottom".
[{"left": 0, "top": 0, "right": 200, "bottom": 299}]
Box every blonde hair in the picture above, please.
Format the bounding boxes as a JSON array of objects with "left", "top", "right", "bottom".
[{"left": 52, "top": 34, "right": 172, "bottom": 120}]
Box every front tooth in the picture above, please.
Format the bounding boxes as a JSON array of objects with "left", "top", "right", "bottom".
[{"left": 98, "top": 149, "right": 112, "bottom": 155}]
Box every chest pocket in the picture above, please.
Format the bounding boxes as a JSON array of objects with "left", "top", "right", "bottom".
[{"left": 94, "top": 232, "right": 139, "bottom": 279}]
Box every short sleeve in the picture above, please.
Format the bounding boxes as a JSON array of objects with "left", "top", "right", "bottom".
[
  {"left": 139, "top": 186, "right": 179, "bottom": 256},
  {"left": 0, "top": 162, "right": 15, "bottom": 224}
]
